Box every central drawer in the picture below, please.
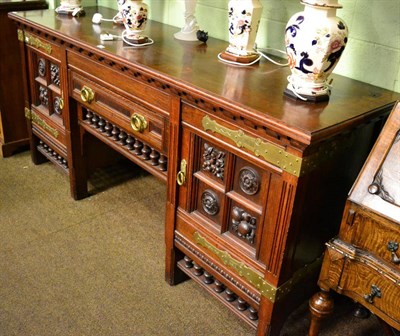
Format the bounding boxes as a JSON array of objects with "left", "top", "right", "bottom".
[{"left": 69, "top": 69, "right": 169, "bottom": 155}]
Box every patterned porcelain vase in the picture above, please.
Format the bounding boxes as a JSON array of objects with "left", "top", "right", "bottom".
[
  {"left": 285, "top": 0, "right": 348, "bottom": 101},
  {"left": 120, "top": 0, "right": 149, "bottom": 42},
  {"left": 221, "top": 0, "right": 262, "bottom": 63}
]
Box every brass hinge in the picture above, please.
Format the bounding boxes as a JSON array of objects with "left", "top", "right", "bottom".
[
  {"left": 25, "top": 107, "right": 59, "bottom": 138},
  {"left": 23, "top": 32, "right": 52, "bottom": 55},
  {"left": 17, "top": 29, "right": 24, "bottom": 42},
  {"left": 202, "top": 115, "right": 302, "bottom": 177},
  {"left": 194, "top": 231, "right": 322, "bottom": 302}
]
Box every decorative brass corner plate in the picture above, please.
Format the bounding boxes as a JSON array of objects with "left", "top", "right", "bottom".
[
  {"left": 193, "top": 231, "right": 321, "bottom": 302},
  {"left": 25, "top": 108, "right": 59, "bottom": 138},
  {"left": 202, "top": 115, "right": 302, "bottom": 177},
  {"left": 23, "top": 32, "right": 52, "bottom": 55},
  {"left": 17, "top": 29, "right": 24, "bottom": 42}
]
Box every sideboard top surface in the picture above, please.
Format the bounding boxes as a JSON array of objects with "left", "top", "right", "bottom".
[{"left": 9, "top": 7, "right": 400, "bottom": 144}]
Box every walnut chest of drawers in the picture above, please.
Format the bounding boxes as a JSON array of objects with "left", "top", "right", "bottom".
[
  {"left": 309, "top": 102, "right": 400, "bottom": 335},
  {"left": 8, "top": 7, "right": 400, "bottom": 336}
]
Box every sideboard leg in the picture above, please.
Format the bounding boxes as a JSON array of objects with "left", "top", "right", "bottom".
[{"left": 308, "top": 290, "right": 334, "bottom": 336}]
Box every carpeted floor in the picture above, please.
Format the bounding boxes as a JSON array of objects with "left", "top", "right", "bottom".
[{"left": 0, "top": 151, "right": 386, "bottom": 336}]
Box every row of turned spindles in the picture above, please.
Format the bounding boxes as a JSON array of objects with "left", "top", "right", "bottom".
[
  {"left": 38, "top": 140, "right": 68, "bottom": 169},
  {"left": 183, "top": 256, "right": 259, "bottom": 321},
  {"left": 83, "top": 110, "right": 167, "bottom": 171}
]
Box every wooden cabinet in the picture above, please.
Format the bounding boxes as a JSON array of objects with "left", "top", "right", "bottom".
[
  {"left": 309, "top": 102, "right": 400, "bottom": 335},
  {"left": 8, "top": 7, "right": 400, "bottom": 336},
  {"left": 0, "top": 0, "right": 47, "bottom": 157}
]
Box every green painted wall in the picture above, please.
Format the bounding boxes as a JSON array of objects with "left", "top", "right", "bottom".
[{"left": 65, "top": 0, "right": 400, "bottom": 93}]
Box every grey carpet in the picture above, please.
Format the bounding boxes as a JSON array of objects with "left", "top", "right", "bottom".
[{"left": 0, "top": 151, "right": 385, "bottom": 336}]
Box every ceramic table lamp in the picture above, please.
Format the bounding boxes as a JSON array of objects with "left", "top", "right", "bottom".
[
  {"left": 220, "top": 0, "right": 262, "bottom": 64},
  {"left": 120, "top": 0, "right": 150, "bottom": 44},
  {"left": 55, "top": 0, "right": 84, "bottom": 16},
  {"left": 284, "top": 0, "right": 348, "bottom": 101},
  {"left": 174, "top": 0, "right": 200, "bottom": 41}
]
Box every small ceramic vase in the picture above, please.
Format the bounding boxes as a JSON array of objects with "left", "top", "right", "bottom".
[
  {"left": 221, "top": 0, "right": 262, "bottom": 63},
  {"left": 284, "top": 0, "right": 348, "bottom": 101},
  {"left": 174, "top": 0, "right": 199, "bottom": 41},
  {"left": 55, "top": 0, "right": 83, "bottom": 15},
  {"left": 120, "top": 0, "right": 149, "bottom": 42}
]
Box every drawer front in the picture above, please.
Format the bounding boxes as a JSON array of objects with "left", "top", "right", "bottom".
[
  {"left": 70, "top": 70, "right": 168, "bottom": 154},
  {"left": 27, "top": 106, "right": 67, "bottom": 149},
  {"left": 68, "top": 51, "right": 171, "bottom": 115},
  {"left": 339, "top": 257, "right": 400, "bottom": 328},
  {"left": 341, "top": 204, "right": 400, "bottom": 270}
]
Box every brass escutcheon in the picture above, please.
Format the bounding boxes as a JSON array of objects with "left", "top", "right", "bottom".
[
  {"left": 80, "top": 86, "right": 94, "bottom": 103},
  {"left": 130, "top": 113, "right": 147, "bottom": 133}
]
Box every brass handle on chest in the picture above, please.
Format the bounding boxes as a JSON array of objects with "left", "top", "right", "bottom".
[
  {"left": 176, "top": 159, "right": 187, "bottom": 186},
  {"left": 387, "top": 241, "right": 400, "bottom": 265},
  {"left": 363, "top": 284, "right": 381, "bottom": 304},
  {"left": 130, "top": 113, "right": 147, "bottom": 133},
  {"left": 80, "top": 86, "right": 94, "bottom": 103}
]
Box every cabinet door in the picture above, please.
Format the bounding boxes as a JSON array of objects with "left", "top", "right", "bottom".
[
  {"left": 24, "top": 32, "right": 68, "bottom": 169},
  {"left": 174, "top": 103, "right": 292, "bottom": 283}
]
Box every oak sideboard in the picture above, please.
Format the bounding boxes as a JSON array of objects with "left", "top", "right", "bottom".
[{"left": 9, "top": 7, "right": 400, "bottom": 335}]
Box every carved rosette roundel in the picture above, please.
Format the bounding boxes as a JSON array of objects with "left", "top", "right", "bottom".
[
  {"left": 38, "top": 58, "right": 46, "bottom": 77},
  {"left": 201, "top": 190, "right": 220, "bottom": 216},
  {"left": 239, "top": 167, "right": 260, "bottom": 195}
]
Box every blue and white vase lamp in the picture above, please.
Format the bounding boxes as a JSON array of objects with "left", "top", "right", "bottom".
[
  {"left": 120, "top": 0, "right": 150, "bottom": 44},
  {"left": 220, "top": 0, "right": 263, "bottom": 64},
  {"left": 284, "top": 0, "right": 348, "bottom": 101}
]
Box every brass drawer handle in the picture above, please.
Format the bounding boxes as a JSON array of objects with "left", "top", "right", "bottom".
[
  {"left": 80, "top": 86, "right": 94, "bottom": 103},
  {"left": 130, "top": 113, "right": 147, "bottom": 133},
  {"left": 364, "top": 284, "right": 381, "bottom": 304},
  {"left": 176, "top": 159, "right": 187, "bottom": 186},
  {"left": 388, "top": 241, "right": 400, "bottom": 265}
]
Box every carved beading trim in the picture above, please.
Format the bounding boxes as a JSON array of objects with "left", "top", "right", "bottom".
[
  {"left": 37, "top": 140, "right": 68, "bottom": 169},
  {"left": 175, "top": 234, "right": 261, "bottom": 303},
  {"left": 82, "top": 110, "right": 168, "bottom": 172},
  {"left": 178, "top": 256, "right": 259, "bottom": 325}
]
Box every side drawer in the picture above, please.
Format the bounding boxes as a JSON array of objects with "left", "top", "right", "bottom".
[
  {"left": 339, "top": 256, "right": 400, "bottom": 329},
  {"left": 340, "top": 203, "right": 400, "bottom": 270},
  {"left": 70, "top": 70, "right": 168, "bottom": 154},
  {"left": 27, "top": 106, "right": 67, "bottom": 150}
]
